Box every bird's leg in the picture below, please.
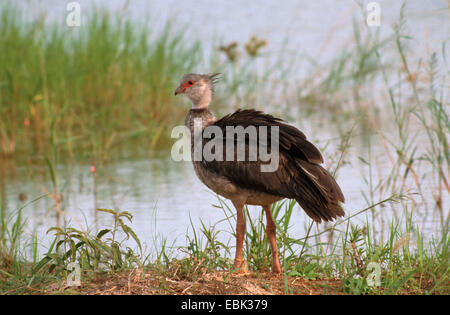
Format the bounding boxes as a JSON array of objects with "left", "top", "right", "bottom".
[
  {"left": 263, "top": 205, "right": 282, "bottom": 273},
  {"left": 232, "top": 201, "right": 248, "bottom": 273}
]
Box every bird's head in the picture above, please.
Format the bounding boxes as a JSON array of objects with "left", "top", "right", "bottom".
[{"left": 174, "top": 73, "right": 220, "bottom": 109}]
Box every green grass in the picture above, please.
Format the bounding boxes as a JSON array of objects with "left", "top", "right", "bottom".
[
  {"left": 0, "top": 4, "right": 202, "bottom": 159},
  {"left": 0, "top": 196, "right": 447, "bottom": 294},
  {"left": 0, "top": 4, "right": 448, "bottom": 294},
  {"left": 0, "top": 4, "right": 274, "bottom": 160}
]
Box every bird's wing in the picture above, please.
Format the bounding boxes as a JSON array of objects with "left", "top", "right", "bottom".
[
  {"left": 201, "top": 109, "right": 344, "bottom": 222},
  {"left": 214, "top": 109, "right": 324, "bottom": 163}
]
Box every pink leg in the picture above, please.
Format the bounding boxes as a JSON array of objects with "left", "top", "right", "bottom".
[
  {"left": 263, "top": 205, "right": 282, "bottom": 273},
  {"left": 233, "top": 201, "right": 248, "bottom": 273}
]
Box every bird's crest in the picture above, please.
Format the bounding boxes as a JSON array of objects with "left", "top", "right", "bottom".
[{"left": 205, "top": 73, "right": 221, "bottom": 93}]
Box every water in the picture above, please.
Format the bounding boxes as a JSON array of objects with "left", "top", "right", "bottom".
[
  {"left": 3, "top": 0, "right": 449, "bottom": 256},
  {"left": 23, "top": 0, "right": 449, "bottom": 66},
  {"left": 2, "top": 129, "right": 446, "bottom": 257}
]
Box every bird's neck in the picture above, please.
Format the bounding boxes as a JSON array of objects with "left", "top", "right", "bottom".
[
  {"left": 192, "top": 88, "right": 212, "bottom": 110},
  {"left": 185, "top": 108, "right": 216, "bottom": 132}
]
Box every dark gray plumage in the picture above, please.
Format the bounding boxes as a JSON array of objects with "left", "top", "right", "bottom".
[{"left": 202, "top": 109, "right": 345, "bottom": 223}]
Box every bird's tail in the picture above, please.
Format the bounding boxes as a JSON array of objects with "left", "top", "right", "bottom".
[{"left": 295, "top": 161, "right": 345, "bottom": 223}]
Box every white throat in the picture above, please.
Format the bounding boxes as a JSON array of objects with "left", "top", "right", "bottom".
[{"left": 192, "top": 85, "right": 212, "bottom": 109}]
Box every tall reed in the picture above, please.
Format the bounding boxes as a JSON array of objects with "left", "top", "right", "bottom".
[{"left": 0, "top": 4, "right": 201, "bottom": 159}]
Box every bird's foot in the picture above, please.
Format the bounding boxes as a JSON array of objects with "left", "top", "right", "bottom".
[
  {"left": 272, "top": 260, "right": 282, "bottom": 274},
  {"left": 233, "top": 259, "right": 250, "bottom": 274},
  {"left": 272, "top": 265, "right": 282, "bottom": 274}
]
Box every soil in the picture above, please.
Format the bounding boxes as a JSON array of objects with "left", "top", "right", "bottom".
[{"left": 60, "top": 269, "right": 343, "bottom": 295}]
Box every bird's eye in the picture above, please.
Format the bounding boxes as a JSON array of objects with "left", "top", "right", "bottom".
[{"left": 188, "top": 81, "right": 193, "bottom": 85}]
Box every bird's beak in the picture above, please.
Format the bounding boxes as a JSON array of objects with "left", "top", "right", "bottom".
[{"left": 174, "top": 85, "right": 185, "bottom": 96}]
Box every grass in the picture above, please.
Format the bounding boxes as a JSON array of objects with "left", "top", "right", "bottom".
[
  {"left": 0, "top": 4, "right": 272, "bottom": 160},
  {"left": 0, "top": 3, "right": 202, "bottom": 159},
  {"left": 0, "top": 4, "right": 448, "bottom": 295},
  {"left": 0, "top": 196, "right": 447, "bottom": 294}
]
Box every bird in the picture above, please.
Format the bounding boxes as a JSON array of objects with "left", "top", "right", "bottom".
[{"left": 174, "top": 73, "right": 345, "bottom": 273}]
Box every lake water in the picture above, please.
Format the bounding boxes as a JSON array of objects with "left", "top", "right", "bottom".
[
  {"left": 24, "top": 0, "right": 449, "bottom": 63},
  {"left": 3, "top": 0, "right": 449, "bottom": 256}
]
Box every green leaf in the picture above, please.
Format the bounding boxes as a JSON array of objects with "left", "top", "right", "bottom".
[
  {"left": 96, "top": 229, "right": 111, "bottom": 239},
  {"left": 122, "top": 224, "right": 142, "bottom": 253},
  {"left": 32, "top": 256, "right": 52, "bottom": 274},
  {"left": 45, "top": 157, "right": 57, "bottom": 187},
  {"left": 118, "top": 211, "right": 133, "bottom": 222},
  {"left": 46, "top": 226, "right": 64, "bottom": 235},
  {"left": 97, "top": 208, "right": 117, "bottom": 216}
]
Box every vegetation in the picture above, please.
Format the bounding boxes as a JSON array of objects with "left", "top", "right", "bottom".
[
  {"left": 1, "top": 195, "right": 447, "bottom": 294},
  {"left": 0, "top": 4, "right": 201, "bottom": 159},
  {"left": 0, "top": 4, "right": 448, "bottom": 294}
]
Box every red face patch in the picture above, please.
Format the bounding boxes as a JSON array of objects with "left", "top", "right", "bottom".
[{"left": 182, "top": 80, "right": 195, "bottom": 88}]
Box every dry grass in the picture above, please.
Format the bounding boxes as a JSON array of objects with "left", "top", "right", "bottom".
[{"left": 42, "top": 269, "right": 342, "bottom": 295}]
